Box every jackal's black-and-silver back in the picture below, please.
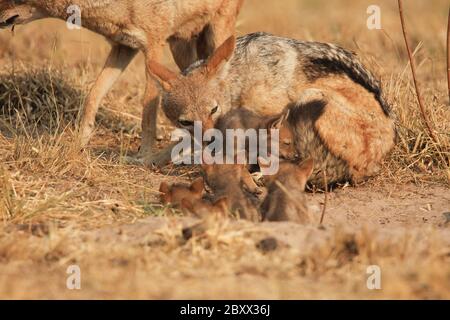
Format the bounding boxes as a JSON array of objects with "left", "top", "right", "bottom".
[
  {"left": 232, "top": 32, "right": 389, "bottom": 115},
  {"left": 158, "top": 32, "right": 396, "bottom": 185}
]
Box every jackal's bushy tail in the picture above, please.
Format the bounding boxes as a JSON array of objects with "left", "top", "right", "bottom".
[{"left": 299, "top": 41, "right": 391, "bottom": 116}]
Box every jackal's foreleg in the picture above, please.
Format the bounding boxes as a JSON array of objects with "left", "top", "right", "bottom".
[
  {"left": 138, "top": 45, "right": 172, "bottom": 166},
  {"left": 206, "top": 0, "right": 243, "bottom": 54},
  {"left": 241, "top": 168, "right": 261, "bottom": 195},
  {"left": 168, "top": 36, "right": 198, "bottom": 71},
  {"left": 79, "top": 44, "right": 137, "bottom": 146}
]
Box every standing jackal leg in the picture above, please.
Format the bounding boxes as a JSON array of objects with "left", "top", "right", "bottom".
[
  {"left": 169, "top": 37, "right": 198, "bottom": 71},
  {"left": 138, "top": 76, "right": 161, "bottom": 165},
  {"left": 137, "top": 81, "right": 176, "bottom": 167},
  {"left": 79, "top": 44, "right": 137, "bottom": 146},
  {"left": 205, "top": 0, "right": 243, "bottom": 52},
  {"left": 137, "top": 46, "right": 174, "bottom": 166}
]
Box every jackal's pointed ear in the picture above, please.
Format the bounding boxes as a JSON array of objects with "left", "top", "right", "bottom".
[
  {"left": 147, "top": 60, "right": 178, "bottom": 91},
  {"left": 159, "top": 182, "right": 170, "bottom": 194},
  {"left": 190, "top": 177, "right": 205, "bottom": 194},
  {"left": 201, "top": 163, "right": 213, "bottom": 178},
  {"left": 297, "top": 158, "right": 315, "bottom": 180},
  {"left": 257, "top": 156, "right": 273, "bottom": 172},
  {"left": 268, "top": 110, "right": 290, "bottom": 130},
  {"left": 205, "top": 36, "right": 236, "bottom": 77}
]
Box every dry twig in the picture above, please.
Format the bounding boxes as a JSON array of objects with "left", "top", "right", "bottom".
[
  {"left": 398, "top": 0, "right": 438, "bottom": 143},
  {"left": 320, "top": 171, "right": 328, "bottom": 225}
]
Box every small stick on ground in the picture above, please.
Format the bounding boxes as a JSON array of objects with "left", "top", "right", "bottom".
[
  {"left": 398, "top": 0, "right": 438, "bottom": 143},
  {"left": 320, "top": 170, "right": 328, "bottom": 225}
]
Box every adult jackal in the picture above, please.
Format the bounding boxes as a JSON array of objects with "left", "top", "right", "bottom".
[
  {"left": 0, "top": 0, "right": 244, "bottom": 165},
  {"left": 148, "top": 32, "right": 396, "bottom": 185}
]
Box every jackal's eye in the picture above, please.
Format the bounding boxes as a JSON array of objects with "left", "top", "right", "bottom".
[
  {"left": 283, "top": 140, "right": 291, "bottom": 146},
  {"left": 178, "top": 119, "right": 194, "bottom": 127}
]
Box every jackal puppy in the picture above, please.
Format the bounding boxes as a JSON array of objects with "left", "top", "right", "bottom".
[
  {"left": 214, "top": 107, "right": 298, "bottom": 161},
  {"left": 180, "top": 197, "right": 228, "bottom": 219},
  {"left": 159, "top": 178, "right": 204, "bottom": 207},
  {"left": 259, "top": 158, "right": 314, "bottom": 224},
  {"left": 202, "top": 161, "right": 261, "bottom": 222},
  {"left": 159, "top": 177, "right": 230, "bottom": 220},
  {"left": 208, "top": 107, "right": 298, "bottom": 194}
]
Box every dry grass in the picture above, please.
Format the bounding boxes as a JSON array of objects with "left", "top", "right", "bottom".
[
  {"left": 0, "top": 219, "right": 448, "bottom": 299},
  {"left": 0, "top": 0, "right": 449, "bottom": 299}
]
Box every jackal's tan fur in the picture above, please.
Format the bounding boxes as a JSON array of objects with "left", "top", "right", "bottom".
[
  {"left": 159, "top": 177, "right": 204, "bottom": 207},
  {"left": 180, "top": 197, "right": 228, "bottom": 219},
  {"left": 259, "top": 158, "right": 314, "bottom": 224},
  {"left": 202, "top": 161, "right": 260, "bottom": 222},
  {"left": 214, "top": 107, "right": 298, "bottom": 161},
  {"left": 0, "top": 0, "right": 243, "bottom": 164},
  {"left": 149, "top": 32, "right": 396, "bottom": 185}
]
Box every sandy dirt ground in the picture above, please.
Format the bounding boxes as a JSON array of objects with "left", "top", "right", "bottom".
[{"left": 0, "top": 183, "right": 448, "bottom": 299}]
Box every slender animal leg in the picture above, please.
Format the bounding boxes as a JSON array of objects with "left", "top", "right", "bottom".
[
  {"left": 169, "top": 37, "right": 199, "bottom": 71},
  {"left": 204, "top": 0, "right": 243, "bottom": 52},
  {"left": 138, "top": 45, "right": 171, "bottom": 166},
  {"left": 241, "top": 169, "right": 260, "bottom": 194},
  {"left": 79, "top": 44, "right": 137, "bottom": 146},
  {"left": 196, "top": 24, "right": 216, "bottom": 59}
]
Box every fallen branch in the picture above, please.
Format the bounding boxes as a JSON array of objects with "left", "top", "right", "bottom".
[{"left": 398, "top": 0, "right": 438, "bottom": 143}]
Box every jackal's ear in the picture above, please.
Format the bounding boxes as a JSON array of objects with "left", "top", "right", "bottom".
[
  {"left": 147, "top": 60, "right": 178, "bottom": 91},
  {"left": 297, "top": 158, "right": 315, "bottom": 180},
  {"left": 159, "top": 182, "right": 170, "bottom": 194},
  {"left": 268, "top": 110, "right": 290, "bottom": 130},
  {"left": 190, "top": 177, "right": 205, "bottom": 194},
  {"left": 257, "top": 156, "right": 271, "bottom": 170},
  {"left": 205, "top": 36, "right": 236, "bottom": 77},
  {"left": 201, "top": 163, "right": 213, "bottom": 178},
  {"left": 202, "top": 151, "right": 216, "bottom": 167}
]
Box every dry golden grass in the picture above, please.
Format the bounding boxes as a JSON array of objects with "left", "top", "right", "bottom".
[
  {"left": 0, "top": 218, "right": 448, "bottom": 299},
  {"left": 0, "top": 0, "right": 449, "bottom": 299}
]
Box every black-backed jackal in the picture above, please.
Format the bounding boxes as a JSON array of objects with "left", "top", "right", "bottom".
[
  {"left": 0, "top": 0, "right": 244, "bottom": 165},
  {"left": 149, "top": 32, "right": 396, "bottom": 185}
]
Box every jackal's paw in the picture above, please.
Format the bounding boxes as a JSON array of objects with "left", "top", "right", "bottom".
[
  {"left": 248, "top": 185, "right": 264, "bottom": 196},
  {"left": 140, "top": 151, "right": 172, "bottom": 168},
  {"left": 123, "top": 153, "right": 171, "bottom": 167},
  {"left": 123, "top": 155, "right": 145, "bottom": 166},
  {"left": 243, "top": 185, "right": 264, "bottom": 196},
  {"left": 251, "top": 172, "right": 264, "bottom": 186}
]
